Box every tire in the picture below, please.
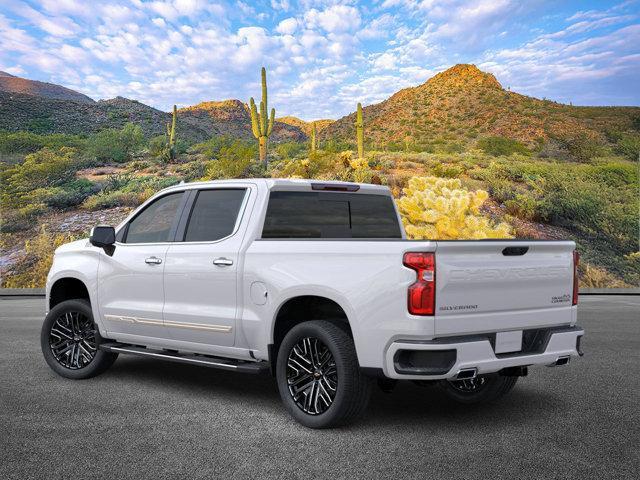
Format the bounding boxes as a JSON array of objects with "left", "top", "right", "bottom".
[
  {"left": 438, "top": 374, "right": 518, "bottom": 404},
  {"left": 276, "top": 320, "right": 371, "bottom": 428},
  {"left": 41, "top": 299, "right": 118, "bottom": 379}
]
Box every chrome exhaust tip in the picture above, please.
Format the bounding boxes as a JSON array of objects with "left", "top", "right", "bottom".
[
  {"left": 455, "top": 368, "right": 478, "bottom": 380},
  {"left": 555, "top": 356, "right": 571, "bottom": 366}
]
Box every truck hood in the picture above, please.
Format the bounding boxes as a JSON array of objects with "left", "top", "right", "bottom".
[{"left": 55, "top": 238, "right": 91, "bottom": 254}]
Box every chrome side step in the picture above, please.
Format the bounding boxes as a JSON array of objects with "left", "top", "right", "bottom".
[{"left": 99, "top": 342, "right": 269, "bottom": 374}]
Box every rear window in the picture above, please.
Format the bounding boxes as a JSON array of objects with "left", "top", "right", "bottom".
[{"left": 262, "top": 191, "right": 402, "bottom": 238}]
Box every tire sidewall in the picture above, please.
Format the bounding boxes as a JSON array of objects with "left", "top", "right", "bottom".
[
  {"left": 41, "top": 299, "right": 114, "bottom": 379},
  {"left": 276, "top": 321, "right": 354, "bottom": 428}
]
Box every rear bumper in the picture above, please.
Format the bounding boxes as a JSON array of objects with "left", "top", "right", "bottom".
[{"left": 383, "top": 325, "right": 584, "bottom": 380}]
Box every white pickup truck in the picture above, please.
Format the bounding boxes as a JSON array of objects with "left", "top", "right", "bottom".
[{"left": 42, "top": 179, "right": 584, "bottom": 428}]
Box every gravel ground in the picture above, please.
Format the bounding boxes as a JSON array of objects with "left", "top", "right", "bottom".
[{"left": 1, "top": 296, "right": 638, "bottom": 479}]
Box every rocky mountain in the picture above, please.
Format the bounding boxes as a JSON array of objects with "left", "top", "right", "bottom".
[
  {"left": 277, "top": 116, "right": 334, "bottom": 135},
  {"left": 321, "top": 64, "right": 640, "bottom": 148},
  {"left": 0, "top": 71, "right": 94, "bottom": 104},
  {"left": 179, "top": 100, "right": 306, "bottom": 142},
  {"left": 0, "top": 72, "right": 306, "bottom": 143},
  {"left": 0, "top": 91, "right": 207, "bottom": 141}
]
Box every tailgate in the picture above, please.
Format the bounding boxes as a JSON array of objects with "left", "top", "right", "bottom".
[{"left": 434, "top": 241, "right": 576, "bottom": 335}]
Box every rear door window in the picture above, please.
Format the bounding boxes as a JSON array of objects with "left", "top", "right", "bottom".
[
  {"left": 262, "top": 191, "right": 402, "bottom": 238},
  {"left": 183, "top": 189, "right": 246, "bottom": 242}
]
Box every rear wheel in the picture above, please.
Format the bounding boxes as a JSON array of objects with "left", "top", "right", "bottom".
[
  {"left": 41, "top": 299, "right": 118, "bottom": 379},
  {"left": 276, "top": 320, "right": 371, "bottom": 428},
  {"left": 438, "top": 374, "right": 518, "bottom": 404}
]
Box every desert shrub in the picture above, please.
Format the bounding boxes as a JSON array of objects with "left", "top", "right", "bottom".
[
  {"left": 615, "top": 133, "right": 640, "bottom": 160},
  {"left": 174, "top": 160, "right": 206, "bottom": 182},
  {"left": 1, "top": 227, "right": 78, "bottom": 288},
  {"left": 103, "top": 174, "right": 134, "bottom": 192},
  {"left": 439, "top": 142, "right": 465, "bottom": 154},
  {"left": 0, "top": 131, "right": 87, "bottom": 154},
  {"left": 555, "top": 132, "right": 603, "bottom": 162},
  {"left": 0, "top": 147, "right": 79, "bottom": 209},
  {"left": 346, "top": 157, "right": 373, "bottom": 183},
  {"left": 397, "top": 176, "right": 513, "bottom": 239},
  {"left": 193, "top": 136, "right": 254, "bottom": 159},
  {"left": 538, "top": 138, "right": 572, "bottom": 161},
  {"left": 476, "top": 157, "right": 638, "bottom": 255},
  {"left": 432, "top": 163, "right": 463, "bottom": 178},
  {"left": 477, "top": 136, "right": 529, "bottom": 156},
  {"left": 88, "top": 123, "right": 144, "bottom": 162},
  {"left": 0, "top": 203, "right": 47, "bottom": 232},
  {"left": 504, "top": 194, "right": 539, "bottom": 220},
  {"left": 322, "top": 139, "right": 352, "bottom": 153},
  {"left": 587, "top": 162, "right": 637, "bottom": 187},
  {"left": 125, "top": 160, "right": 152, "bottom": 172},
  {"left": 578, "top": 263, "right": 628, "bottom": 288},
  {"left": 82, "top": 191, "right": 147, "bottom": 210},
  {"left": 202, "top": 140, "right": 256, "bottom": 179},
  {"left": 275, "top": 142, "right": 306, "bottom": 160},
  {"left": 27, "top": 117, "right": 54, "bottom": 134},
  {"left": 245, "top": 161, "right": 269, "bottom": 178},
  {"left": 30, "top": 179, "right": 99, "bottom": 209},
  {"left": 278, "top": 151, "right": 337, "bottom": 179},
  {"left": 148, "top": 135, "right": 167, "bottom": 157}
]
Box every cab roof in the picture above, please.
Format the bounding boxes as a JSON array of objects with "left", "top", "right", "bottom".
[{"left": 159, "top": 178, "right": 391, "bottom": 195}]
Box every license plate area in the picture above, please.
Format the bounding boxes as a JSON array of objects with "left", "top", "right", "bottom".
[{"left": 494, "top": 331, "right": 523, "bottom": 354}]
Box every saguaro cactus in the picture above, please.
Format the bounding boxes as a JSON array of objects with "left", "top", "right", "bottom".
[
  {"left": 165, "top": 104, "right": 177, "bottom": 161},
  {"left": 250, "top": 67, "right": 275, "bottom": 166},
  {"left": 355, "top": 102, "right": 364, "bottom": 160},
  {"left": 310, "top": 122, "right": 317, "bottom": 152}
]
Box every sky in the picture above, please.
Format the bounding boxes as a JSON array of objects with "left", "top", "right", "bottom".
[{"left": 0, "top": 0, "right": 638, "bottom": 120}]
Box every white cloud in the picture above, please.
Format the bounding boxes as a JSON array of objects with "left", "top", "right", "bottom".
[
  {"left": 9, "top": 2, "right": 80, "bottom": 37},
  {"left": 305, "top": 5, "right": 361, "bottom": 33},
  {"left": 372, "top": 52, "right": 397, "bottom": 70},
  {"left": 152, "top": 17, "right": 166, "bottom": 28},
  {"left": 1, "top": 65, "right": 26, "bottom": 76},
  {"left": 276, "top": 17, "right": 298, "bottom": 35},
  {"left": 271, "top": 0, "right": 291, "bottom": 11},
  {"left": 358, "top": 13, "right": 396, "bottom": 39}
]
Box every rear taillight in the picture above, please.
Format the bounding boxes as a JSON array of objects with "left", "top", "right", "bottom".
[
  {"left": 572, "top": 250, "right": 579, "bottom": 305},
  {"left": 403, "top": 252, "right": 435, "bottom": 316}
]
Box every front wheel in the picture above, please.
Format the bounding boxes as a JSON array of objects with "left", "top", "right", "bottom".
[
  {"left": 276, "top": 320, "right": 371, "bottom": 428},
  {"left": 41, "top": 299, "right": 118, "bottom": 379},
  {"left": 438, "top": 374, "right": 518, "bottom": 404}
]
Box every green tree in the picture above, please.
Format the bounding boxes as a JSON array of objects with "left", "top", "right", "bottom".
[{"left": 88, "top": 123, "right": 143, "bottom": 162}]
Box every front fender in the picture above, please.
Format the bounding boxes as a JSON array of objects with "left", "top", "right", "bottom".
[{"left": 46, "top": 242, "right": 102, "bottom": 331}]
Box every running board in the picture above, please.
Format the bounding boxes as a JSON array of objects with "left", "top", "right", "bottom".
[{"left": 99, "top": 342, "right": 269, "bottom": 374}]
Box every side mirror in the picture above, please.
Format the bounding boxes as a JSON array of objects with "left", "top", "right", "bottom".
[{"left": 90, "top": 225, "right": 116, "bottom": 248}]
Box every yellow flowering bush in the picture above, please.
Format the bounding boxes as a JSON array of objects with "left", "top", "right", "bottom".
[
  {"left": 397, "top": 176, "right": 513, "bottom": 240},
  {"left": 2, "top": 226, "right": 78, "bottom": 288}
]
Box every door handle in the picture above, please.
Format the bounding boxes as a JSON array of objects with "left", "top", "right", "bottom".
[
  {"left": 145, "top": 256, "right": 162, "bottom": 265},
  {"left": 213, "top": 257, "right": 233, "bottom": 266}
]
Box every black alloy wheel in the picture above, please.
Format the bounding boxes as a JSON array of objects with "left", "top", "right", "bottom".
[{"left": 286, "top": 337, "right": 338, "bottom": 415}]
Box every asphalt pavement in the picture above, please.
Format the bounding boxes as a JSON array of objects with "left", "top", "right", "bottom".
[{"left": 1, "top": 296, "right": 638, "bottom": 479}]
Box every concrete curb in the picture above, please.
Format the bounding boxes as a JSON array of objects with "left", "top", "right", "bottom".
[
  {"left": 0, "top": 288, "right": 45, "bottom": 296},
  {"left": 1, "top": 287, "right": 638, "bottom": 297}
]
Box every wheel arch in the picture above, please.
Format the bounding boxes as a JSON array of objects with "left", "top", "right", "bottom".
[
  {"left": 269, "top": 295, "right": 354, "bottom": 373},
  {"left": 49, "top": 277, "right": 90, "bottom": 310}
]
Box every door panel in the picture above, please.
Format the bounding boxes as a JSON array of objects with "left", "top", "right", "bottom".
[
  {"left": 97, "top": 191, "right": 185, "bottom": 339},
  {"left": 162, "top": 188, "right": 248, "bottom": 347},
  {"left": 98, "top": 244, "right": 169, "bottom": 338},
  {"left": 163, "top": 242, "right": 240, "bottom": 346}
]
